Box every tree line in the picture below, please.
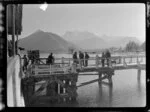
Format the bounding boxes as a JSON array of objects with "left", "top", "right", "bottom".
[{"left": 68, "top": 41, "right": 145, "bottom": 54}]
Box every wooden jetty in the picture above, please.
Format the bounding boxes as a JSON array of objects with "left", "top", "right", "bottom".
[
  {"left": 21, "top": 64, "right": 78, "bottom": 106},
  {"left": 21, "top": 54, "right": 146, "bottom": 106}
]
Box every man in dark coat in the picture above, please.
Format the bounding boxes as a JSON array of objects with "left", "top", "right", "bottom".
[
  {"left": 73, "top": 52, "right": 78, "bottom": 64},
  {"left": 84, "top": 52, "right": 89, "bottom": 67},
  {"left": 105, "top": 50, "right": 111, "bottom": 67},
  {"left": 47, "top": 53, "right": 55, "bottom": 65},
  {"left": 79, "top": 51, "right": 84, "bottom": 67},
  {"left": 23, "top": 55, "right": 29, "bottom": 71},
  {"left": 101, "top": 52, "right": 105, "bottom": 67}
]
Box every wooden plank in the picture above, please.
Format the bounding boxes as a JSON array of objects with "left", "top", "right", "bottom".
[{"left": 77, "top": 75, "right": 108, "bottom": 87}]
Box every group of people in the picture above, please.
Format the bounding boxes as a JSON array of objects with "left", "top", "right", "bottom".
[
  {"left": 73, "top": 51, "right": 90, "bottom": 67},
  {"left": 22, "top": 53, "right": 40, "bottom": 72},
  {"left": 22, "top": 50, "right": 111, "bottom": 72},
  {"left": 72, "top": 50, "right": 111, "bottom": 68}
]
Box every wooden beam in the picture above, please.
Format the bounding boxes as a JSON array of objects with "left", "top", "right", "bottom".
[{"left": 77, "top": 75, "right": 108, "bottom": 88}]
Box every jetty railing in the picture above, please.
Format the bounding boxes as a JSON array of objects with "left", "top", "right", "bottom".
[
  {"left": 23, "top": 54, "right": 145, "bottom": 77},
  {"left": 37, "top": 54, "right": 145, "bottom": 67}
]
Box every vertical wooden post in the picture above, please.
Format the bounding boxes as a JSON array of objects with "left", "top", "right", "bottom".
[
  {"left": 98, "top": 72, "right": 102, "bottom": 84},
  {"left": 69, "top": 81, "right": 71, "bottom": 85},
  {"left": 49, "top": 64, "right": 51, "bottom": 75},
  {"left": 79, "top": 59, "right": 81, "bottom": 69},
  {"left": 140, "top": 56, "right": 143, "bottom": 63},
  {"left": 63, "top": 88, "right": 66, "bottom": 94},
  {"left": 108, "top": 73, "right": 112, "bottom": 84},
  {"left": 137, "top": 56, "right": 140, "bottom": 65},
  {"left": 34, "top": 66, "right": 38, "bottom": 76},
  {"left": 69, "top": 57, "right": 70, "bottom": 66},
  {"left": 16, "top": 31, "right": 18, "bottom": 55},
  {"left": 63, "top": 97, "right": 66, "bottom": 102},
  {"left": 63, "top": 80, "right": 66, "bottom": 94},
  {"left": 12, "top": 5, "right": 16, "bottom": 57},
  {"left": 61, "top": 57, "right": 64, "bottom": 67},
  {"left": 109, "top": 58, "right": 112, "bottom": 67},
  {"left": 71, "top": 63, "right": 76, "bottom": 73},
  {"left": 123, "top": 57, "right": 127, "bottom": 67},
  {"left": 137, "top": 69, "right": 141, "bottom": 80},
  {"left": 58, "top": 83, "right": 60, "bottom": 94},
  {"left": 59, "top": 79, "right": 63, "bottom": 94},
  {"left": 95, "top": 55, "right": 99, "bottom": 69},
  {"left": 119, "top": 56, "right": 121, "bottom": 64}
]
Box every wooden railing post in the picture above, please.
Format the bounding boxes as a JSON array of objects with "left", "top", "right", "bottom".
[
  {"left": 79, "top": 59, "right": 81, "bottom": 69},
  {"left": 123, "top": 57, "right": 127, "bottom": 67},
  {"left": 61, "top": 57, "right": 64, "bottom": 67},
  {"left": 129, "top": 56, "right": 132, "bottom": 63},
  {"left": 109, "top": 57, "right": 112, "bottom": 67},
  {"left": 34, "top": 65, "right": 37, "bottom": 76},
  {"left": 50, "top": 64, "right": 52, "bottom": 75},
  {"left": 140, "top": 56, "right": 143, "bottom": 63},
  {"left": 71, "top": 63, "right": 77, "bottom": 73},
  {"left": 137, "top": 68, "right": 141, "bottom": 80},
  {"left": 69, "top": 58, "right": 70, "bottom": 66},
  {"left": 95, "top": 55, "right": 99, "bottom": 69},
  {"left": 137, "top": 56, "right": 140, "bottom": 65}
]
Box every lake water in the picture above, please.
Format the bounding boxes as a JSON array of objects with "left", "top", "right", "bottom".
[
  {"left": 32, "top": 69, "right": 146, "bottom": 107},
  {"left": 77, "top": 69, "right": 146, "bottom": 107},
  {"left": 21, "top": 52, "right": 146, "bottom": 107}
]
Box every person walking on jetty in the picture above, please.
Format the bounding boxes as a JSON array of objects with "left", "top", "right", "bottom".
[
  {"left": 101, "top": 52, "right": 105, "bottom": 67},
  {"left": 47, "top": 53, "right": 55, "bottom": 65},
  {"left": 23, "top": 55, "right": 29, "bottom": 72},
  {"left": 84, "top": 52, "right": 89, "bottom": 67},
  {"left": 73, "top": 52, "right": 78, "bottom": 64},
  {"left": 105, "top": 50, "right": 111, "bottom": 67},
  {"left": 79, "top": 51, "right": 84, "bottom": 67}
]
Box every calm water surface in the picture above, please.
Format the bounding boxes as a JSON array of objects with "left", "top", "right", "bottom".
[
  {"left": 33, "top": 69, "right": 146, "bottom": 107},
  {"left": 77, "top": 69, "right": 146, "bottom": 107}
]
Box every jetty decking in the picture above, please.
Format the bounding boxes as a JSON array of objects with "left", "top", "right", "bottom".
[{"left": 21, "top": 54, "right": 146, "bottom": 106}]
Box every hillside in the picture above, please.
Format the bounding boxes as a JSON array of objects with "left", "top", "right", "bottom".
[
  {"left": 18, "top": 30, "right": 79, "bottom": 53},
  {"left": 63, "top": 31, "right": 142, "bottom": 50}
]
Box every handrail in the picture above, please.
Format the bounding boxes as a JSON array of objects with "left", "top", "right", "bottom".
[
  {"left": 38, "top": 55, "right": 145, "bottom": 60},
  {"left": 24, "top": 54, "right": 145, "bottom": 76}
]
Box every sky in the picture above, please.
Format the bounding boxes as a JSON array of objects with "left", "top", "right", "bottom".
[{"left": 20, "top": 3, "right": 145, "bottom": 42}]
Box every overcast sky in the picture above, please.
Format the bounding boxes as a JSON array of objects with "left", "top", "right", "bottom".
[{"left": 20, "top": 3, "right": 145, "bottom": 42}]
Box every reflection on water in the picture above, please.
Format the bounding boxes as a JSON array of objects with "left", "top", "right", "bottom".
[
  {"left": 77, "top": 69, "right": 146, "bottom": 107},
  {"left": 31, "top": 69, "right": 146, "bottom": 107}
]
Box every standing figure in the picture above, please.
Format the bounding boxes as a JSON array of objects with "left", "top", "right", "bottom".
[
  {"left": 73, "top": 52, "right": 78, "bottom": 64},
  {"left": 105, "top": 50, "right": 111, "bottom": 67},
  {"left": 84, "top": 52, "right": 89, "bottom": 67},
  {"left": 79, "top": 51, "right": 84, "bottom": 67},
  {"left": 47, "top": 53, "right": 55, "bottom": 65},
  {"left": 23, "top": 55, "right": 29, "bottom": 72},
  {"left": 101, "top": 52, "right": 105, "bottom": 67}
]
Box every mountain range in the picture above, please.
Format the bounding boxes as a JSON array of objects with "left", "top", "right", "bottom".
[
  {"left": 18, "top": 30, "right": 142, "bottom": 53},
  {"left": 63, "top": 31, "right": 142, "bottom": 50}
]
